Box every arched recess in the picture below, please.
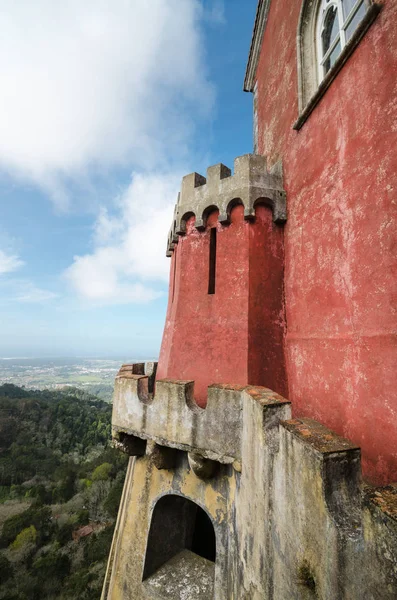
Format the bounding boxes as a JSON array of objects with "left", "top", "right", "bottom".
[
  {"left": 221, "top": 197, "right": 244, "bottom": 225},
  {"left": 254, "top": 196, "right": 276, "bottom": 215},
  {"left": 253, "top": 195, "right": 286, "bottom": 223},
  {"left": 198, "top": 204, "right": 219, "bottom": 231},
  {"left": 176, "top": 211, "right": 196, "bottom": 236},
  {"left": 142, "top": 494, "right": 216, "bottom": 587}
]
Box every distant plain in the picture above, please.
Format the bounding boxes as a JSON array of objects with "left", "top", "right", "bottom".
[{"left": 0, "top": 357, "right": 148, "bottom": 402}]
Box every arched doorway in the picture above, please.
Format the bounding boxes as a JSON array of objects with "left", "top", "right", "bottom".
[{"left": 142, "top": 494, "right": 216, "bottom": 599}]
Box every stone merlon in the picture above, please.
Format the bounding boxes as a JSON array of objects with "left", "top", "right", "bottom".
[
  {"left": 166, "top": 153, "right": 286, "bottom": 256},
  {"left": 112, "top": 363, "right": 291, "bottom": 463}
]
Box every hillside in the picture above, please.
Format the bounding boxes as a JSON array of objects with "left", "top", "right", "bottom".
[{"left": 0, "top": 384, "right": 127, "bottom": 600}]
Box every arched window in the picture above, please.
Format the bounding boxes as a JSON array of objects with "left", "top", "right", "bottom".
[
  {"left": 317, "top": 0, "right": 368, "bottom": 82},
  {"left": 295, "top": 0, "right": 380, "bottom": 129}
]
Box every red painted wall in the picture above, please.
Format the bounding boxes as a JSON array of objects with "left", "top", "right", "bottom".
[
  {"left": 254, "top": 0, "right": 397, "bottom": 484},
  {"left": 157, "top": 205, "right": 287, "bottom": 407}
]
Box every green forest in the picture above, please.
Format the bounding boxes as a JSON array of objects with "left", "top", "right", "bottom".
[{"left": 0, "top": 384, "right": 128, "bottom": 600}]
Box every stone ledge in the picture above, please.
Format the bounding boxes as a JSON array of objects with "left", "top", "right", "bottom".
[
  {"left": 366, "top": 485, "right": 397, "bottom": 522},
  {"left": 282, "top": 418, "right": 360, "bottom": 456},
  {"left": 244, "top": 386, "right": 290, "bottom": 407},
  {"left": 112, "top": 425, "right": 231, "bottom": 464}
]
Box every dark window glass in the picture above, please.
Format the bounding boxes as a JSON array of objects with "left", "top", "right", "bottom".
[
  {"left": 324, "top": 40, "right": 342, "bottom": 73},
  {"left": 322, "top": 6, "right": 340, "bottom": 55}
]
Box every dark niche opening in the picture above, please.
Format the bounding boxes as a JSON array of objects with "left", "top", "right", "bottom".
[
  {"left": 208, "top": 227, "right": 217, "bottom": 295},
  {"left": 143, "top": 494, "right": 216, "bottom": 581}
]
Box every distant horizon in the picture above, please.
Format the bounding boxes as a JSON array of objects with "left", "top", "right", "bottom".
[
  {"left": 0, "top": 355, "right": 148, "bottom": 402},
  {"left": 0, "top": 355, "right": 158, "bottom": 362},
  {"left": 0, "top": 2, "right": 257, "bottom": 358}
]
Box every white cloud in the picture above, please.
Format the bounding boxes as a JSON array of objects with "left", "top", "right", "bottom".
[
  {"left": 0, "top": 0, "right": 214, "bottom": 208},
  {"left": 0, "top": 1, "right": 220, "bottom": 305},
  {"left": 14, "top": 283, "right": 58, "bottom": 303},
  {"left": 0, "top": 278, "right": 58, "bottom": 303},
  {"left": 0, "top": 250, "right": 24, "bottom": 274},
  {"left": 64, "top": 171, "right": 178, "bottom": 304}
]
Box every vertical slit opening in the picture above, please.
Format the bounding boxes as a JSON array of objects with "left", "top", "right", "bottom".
[
  {"left": 208, "top": 228, "right": 216, "bottom": 295},
  {"left": 172, "top": 250, "right": 177, "bottom": 303}
]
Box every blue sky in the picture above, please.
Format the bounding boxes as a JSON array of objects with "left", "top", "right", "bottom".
[{"left": 0, "top": 0, "right": 257, "bottom": 359}]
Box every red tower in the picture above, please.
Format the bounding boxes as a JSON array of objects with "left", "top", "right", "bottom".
[
  {"left": 156, "top": 154, "right": 288, "bottom": 407},
  {"left": 244, "top": 0, "right": 397, "bottom": 484},
  {"left": 105, "top": 6, "right": 397, "bottom": 598}
]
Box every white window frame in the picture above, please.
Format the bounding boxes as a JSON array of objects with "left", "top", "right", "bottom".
[
  {"left": 316, "top": 0, "right": 369, "bottom": 82},
  {"left": 295, "top": 0, "right": 380, "bottom": 128}
]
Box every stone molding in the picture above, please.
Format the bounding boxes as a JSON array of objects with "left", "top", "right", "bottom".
[
  {"left": 166, "top": 154, "right": 286, "bottom": 256},
  {"left": 243, "top": 0, "right": 271, "bottom": 93}
]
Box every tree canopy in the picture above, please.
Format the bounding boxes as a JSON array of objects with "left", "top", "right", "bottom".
[{"left": 0, "top": 384, "right": 127, "bottom": 600}]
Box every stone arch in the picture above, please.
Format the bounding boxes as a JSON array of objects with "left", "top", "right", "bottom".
[
  {"left": 176, "top": 211, "right": 196, "bottom": 235},
  {"left": 253, "top": 193, "right": 287, "bottom": 224},
  {"left": 253, "top": 196, "right": 277, "bottom": 212},
  {"left": 222, "top": 197, "right": 244, "bottom": 225},
  {"left": 142, "top": 494, "right": 216, "bottom": 595},
  {"left": 198, "top": 204, "right": 220, "bottom": 231},
  {"left": 297, "top": 0, "right": 322, "bottom": 113}
]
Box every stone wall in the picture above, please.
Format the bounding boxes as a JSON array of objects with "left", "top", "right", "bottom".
[{"left": 102, "top": 364, "right": 397, "bottom": 600}]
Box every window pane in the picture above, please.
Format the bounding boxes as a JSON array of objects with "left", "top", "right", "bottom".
[
  {"left": 322, "top": 7, "right": 340, "bottom": 56},
  {"left": 324, "top": 40, "right": 342, "bottom": 74},
  {"left": 342, "top": 0, "right": 358, "bottom": 19},
  {"left": 345, "top": 2, "right": 366, "bottom": 40}
]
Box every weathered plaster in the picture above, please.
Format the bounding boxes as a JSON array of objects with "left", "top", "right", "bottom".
[
  {"left": 112, "top": 368, "right": 290, "bottom": 464},
  {"left": 157, "top": 156, "right": 288, "bottom": 406},
  {"left": 103, "top": 366, "right": 397, "bottom": 599},
  {"left": 253, "top": 0, "right": 397, "bottom": 484}
]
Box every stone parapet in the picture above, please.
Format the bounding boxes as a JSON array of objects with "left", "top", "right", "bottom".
[
  {"left": 166, "top": 154, "right": 286, "bottom": 255},
  {"left": 112, "top": 363, "right": 290, "bottom": 463},
  {"left": 104, "top": 362, "right": 397, "bottom": 599}
]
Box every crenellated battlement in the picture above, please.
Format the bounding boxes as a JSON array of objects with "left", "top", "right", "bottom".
[
  {"left": 112, "top": 362, "right": 291, "bottom": 463},
  {"left": 166, "top": 153, "right": 287, "bottom": 256},
  {"left": 112, "top": 362, "right": 362, "bottom": 472},
  {"left": 104, "top": 362, "right": 397, "bottom": 600}
]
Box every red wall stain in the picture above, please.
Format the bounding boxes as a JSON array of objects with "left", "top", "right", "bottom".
[
  {"left": 255, "top": 0, "right": 397, "bottom": 484},
  {"left": 157, "top": 205, "right": 287, "bottom": 407}
]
